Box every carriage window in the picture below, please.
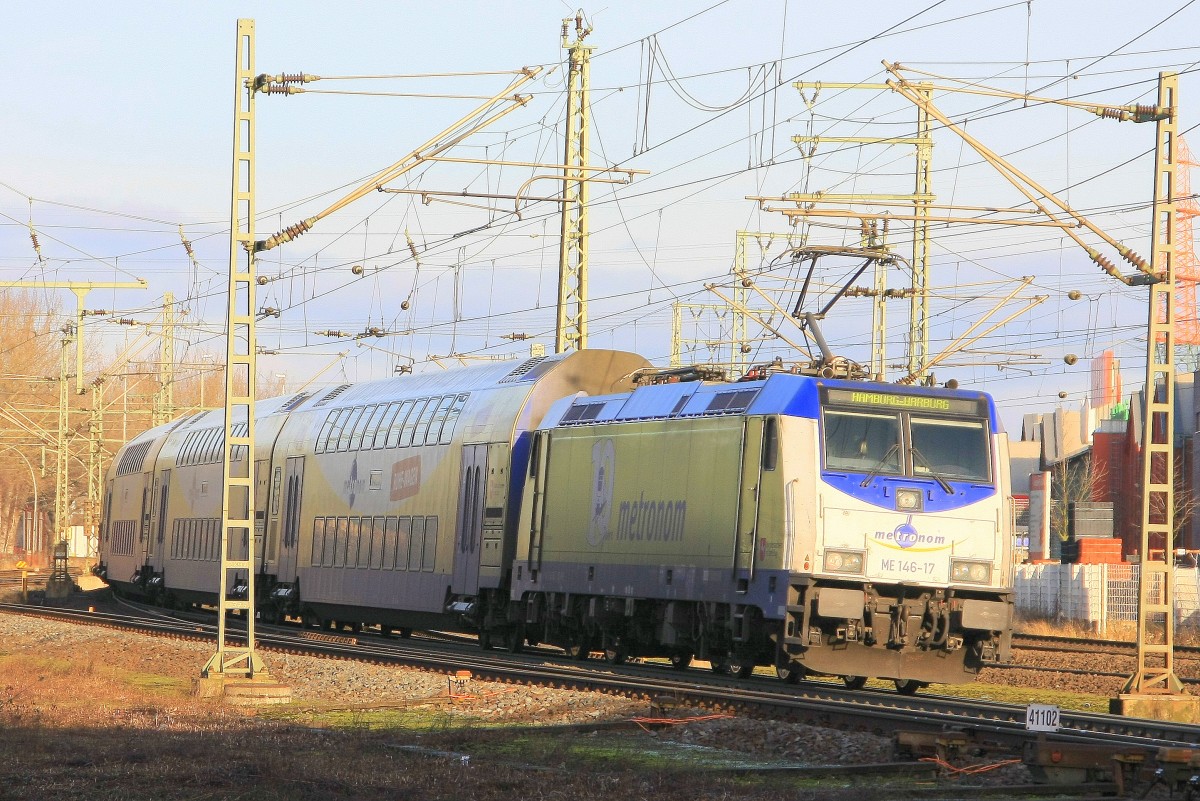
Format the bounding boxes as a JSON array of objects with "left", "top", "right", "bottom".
[
  {"left": 324, "top": 409, "right": 350, "bottom": 453},
  {"left": 422, "top": 517, "right": 437, "bottom": 572},
  {"left": 322, "top": 518, "right": 338, "bottom": 566},
  {"left": 346, "top": 517, "right": 362, "bottom": 567},
  {"left": 338, "top": 407, "right": 367, "bottom": 452},
  {"left": 312, "top": 518, "right": 326, "bottom": 566},
  {"left": 823, "top": 410, "right": 901, "bottom": 473},
  {"left": 910, "top": 418, "right": 991, "bottom": 483},
  {"left": 270, "top": 466, "right": 282, "bottom": 515},
  {"left": 413, "top": 400, "right": 441, "bottom": 445},
  {"left": 374, "top": 403, "right": 401, "bottom": 449},
  {"left": 363, "top": 404, "right": 390, "bottom": 449},
  {"left": 424, "top": 398, "right": 456, "bottom": 448},
  {"left": 408, "top": 517, "right": 426, "bottom": 571},
  {"left": 380, "top": 516, "right": 397, "bottom": 569},
  {"left": 395, "top": 516, "right": 411, "bottom": 570},
  {"left": 207, "top": 519, "right": 219, "bottom": 561},
  {"left": 530, "top": 433, "right": 543, "bottom": 478},
  {"left": 762, "top": 417, "right": 779, "bottom": 471},
  {"left": 316, "top": 411, "right": 338, "bottom": 453},
  {"left": 386, "top": 400, "right": 415, "bottom": 448},
  {"left": 401, "top": 399, "right": 431, "bottom": 447},
  {"left": 350, "top": 407, "right": 376, "bottom": 450},
  {"left": 364, "top": 517, "right": 380, "bottom": 568},
  {"left": 439, "top": 394, "right": 469, "bottom": 444},
  {"left": 425, "top": 396, "right": 457, "bottom": 445}
]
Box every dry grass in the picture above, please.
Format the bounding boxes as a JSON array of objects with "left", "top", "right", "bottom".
[
  {"left": 0, "top": 645, "right": 896, "bottom": 801},
  {"left": 1016, "top": 615, "right": 1200, "bottom": 646}
]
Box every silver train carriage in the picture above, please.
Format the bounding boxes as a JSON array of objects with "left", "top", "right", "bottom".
[
  {"left": 509, "top": 374, "right": 1014, "bottom": 690},
  {"left": 96, "top": 349, "right": 649, "bottom": 636}
]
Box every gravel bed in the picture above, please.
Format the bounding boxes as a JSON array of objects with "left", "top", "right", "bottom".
[{"left": 0, "top": 611, "right": 906, "bottom": 770}]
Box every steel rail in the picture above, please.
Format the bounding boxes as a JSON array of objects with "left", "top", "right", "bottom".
[{"left": 5, "top": 601, "right": 1200, "bottom": 757}]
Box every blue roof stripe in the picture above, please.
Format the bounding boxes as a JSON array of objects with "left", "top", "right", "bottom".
[{"left": 546, "top": 372, "right": 999, "bottom": 429}]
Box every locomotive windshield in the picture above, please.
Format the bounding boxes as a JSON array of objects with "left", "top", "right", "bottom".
[
  {"left": 824, "top": 411, "right": 902, "bottom": 474},
  {"left": 910, "top": 417, "right": 989, "bottom": 482},
  {"left": 821, "top": 389, "right": 992, "bottom": 484}
]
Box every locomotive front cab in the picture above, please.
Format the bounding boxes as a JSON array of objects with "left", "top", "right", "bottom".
[{"left": 782, "top": 384, "right": 1014, "bottom": 688}]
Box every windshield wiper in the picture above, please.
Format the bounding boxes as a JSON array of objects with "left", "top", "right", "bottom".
[
  {"left": 858, "top": 443, "right": 900, "bottom": 487},
  {"left": 910, "top": 447, "right": 953, "bottom": 495}
]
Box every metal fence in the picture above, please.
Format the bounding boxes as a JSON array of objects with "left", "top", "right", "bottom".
[
  {"left": 1017, "top": 561, "right": 1200, "bottom": 633},
  {"left": 1013, "top": 563, "right": 1200, "bottom": 635}
]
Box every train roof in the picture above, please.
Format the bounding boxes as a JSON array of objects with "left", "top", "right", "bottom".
[
  {"left": 541, "top": 372, "right": 1000, "bottom": 430},
  {"left": 270, "top": 351, "right": 618, "bottom": 414},
  {"left": 119, "top": 350, "right": 650, "bottom": 447}
]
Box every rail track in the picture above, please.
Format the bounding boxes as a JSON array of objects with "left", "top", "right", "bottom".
[
  {"left": 1014, "top": 631, "right": 1200, "bottom": 658},
  {"left": 0, "top": 567, "right": 84, "bottom": 592},
  {"left": 1007, "top": 631, "right": 1200, "bottom": 688},
  {"left": 0, "top": 568, "right": 48, "bottom": 590},
  {"left": 4, "top": 597, "right": 1200, "bottom": 766}
]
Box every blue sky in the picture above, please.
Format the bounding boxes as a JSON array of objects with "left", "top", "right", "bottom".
[{"left": 2, "top": 1, "right": 1199, "bottom": 432}]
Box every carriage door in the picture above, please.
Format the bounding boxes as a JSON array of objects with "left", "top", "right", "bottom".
[
  {"left": 153, "top": 469, "right": 170, "bottom": 561},
  {"left": 452, "top": 444, "right": 487, "bottom": 595},
  {"left": 253, "top": 459, "right": 269, "bottom": 567},
  {"left": 734, "top": 416, "right": 765, "bottom": 588},
  {"left": 278, "top": 456, "right": 305, "bottom": 578},
  {"left": 477, "top": 442, "right": 511, "bottom": 588},
  {"left": 139, "top": 474, "right": 153, "bottom": 562}
]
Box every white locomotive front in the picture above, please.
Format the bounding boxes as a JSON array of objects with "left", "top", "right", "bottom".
[{"left": 783, "top": 383, "right": 1013, "bottom": 690}]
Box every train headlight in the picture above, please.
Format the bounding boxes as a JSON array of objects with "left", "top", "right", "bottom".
[
  {"left": 824, "top": 549, "right": 864, "bottom": 574},
  {"left": 951, "top": 560, "right": 992, "bottom": 584},
  {"left": 895, "top": 488, "right": 924, "bottom": 512}
]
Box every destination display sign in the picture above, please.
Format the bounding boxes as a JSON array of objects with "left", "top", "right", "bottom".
[{"left": 824, "top": 388, "right": 981, "bottom": 417}]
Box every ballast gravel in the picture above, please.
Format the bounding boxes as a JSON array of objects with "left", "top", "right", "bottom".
[
  {"left": 0, "top": 608, "right": 1031, "bottom": 781},
  {"left": 1, "top": 612, "right": 884, "bottom": 760}
]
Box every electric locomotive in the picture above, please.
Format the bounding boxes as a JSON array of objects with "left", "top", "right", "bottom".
[{"left": 507, "top": 370, "right": 1013, "bottom": 691}]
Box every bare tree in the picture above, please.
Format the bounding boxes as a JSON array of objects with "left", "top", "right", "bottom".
[{"left": 1049, "top": 452, "right": 1108, "bottom": 545}]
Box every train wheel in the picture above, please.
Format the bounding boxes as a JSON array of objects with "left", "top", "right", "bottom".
[
  {"left": 669, "top": 651, "right": 693, "bottom": 671},
  {"left": 604, "top": 644, "right": 628, "bottom": 665},
  {"left": 776, "top": 665, "right": 801, "bottom": 684},
  {"left": 480, "top": 629, "right": 494, "bottom": 650},
  {"left": 505, "top": 626, "right": 525, "bottom": 654},
  {"left": 564, "top": 636, "right": 592, "bottom": 661},
  {"left": 399, "top": 627, "right": 412, "bottom": 638},
  {"left": 380, "top": 625, "right": 394, "bottom": 638},
  {"left": 727, "top": 657, "right": 754, "bottom": 679},
  {"left": 893, "top": 679, "right": 922, "bottom": 695},
  {"left": 842, "top": 675, "right": 868, "bottom": 690},
  {"left": 302, "top": 609, "right": 320, "bottom": 629}
]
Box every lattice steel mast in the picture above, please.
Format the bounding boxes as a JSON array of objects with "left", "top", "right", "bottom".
[
  {"left": 556, "top": 13, "right": 592, "bottom": 353},
  {"left": 1123, "top": 72, "right": 1184, "bottom": 697},
  {"left": 203, "top": 18, "right": 266, "bottom": 680},
  {"left": 152, "top": 292, "right": 176, "bottom": 428}
]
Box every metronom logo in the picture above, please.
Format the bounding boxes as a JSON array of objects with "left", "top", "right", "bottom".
[{"left": 615, "top": 492, "right": 687, "bottom": 543}]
